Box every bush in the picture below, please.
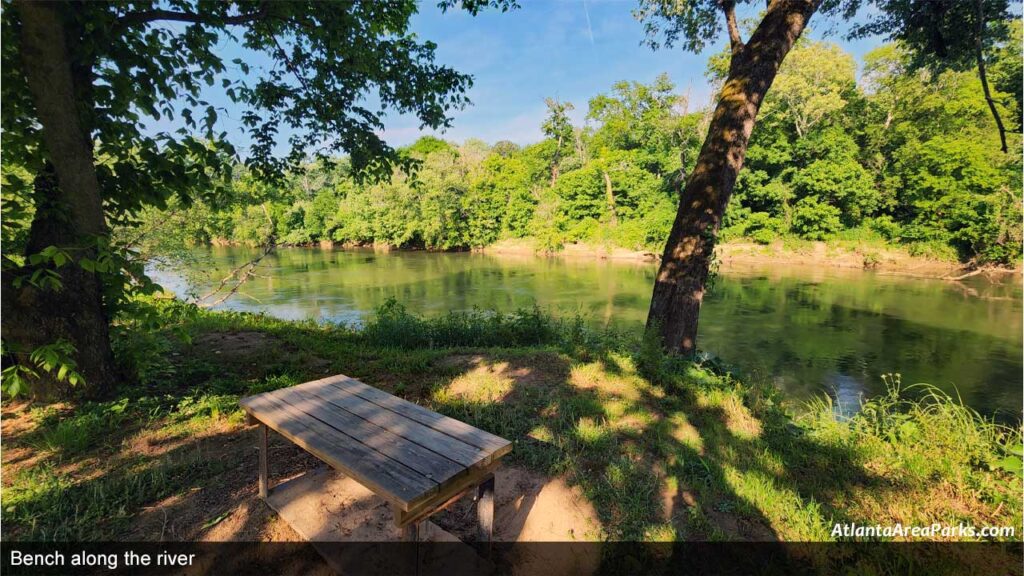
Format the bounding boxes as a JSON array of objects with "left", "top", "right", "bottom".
[
  {"left": 792, "top": 196, "right": 842, "bottom": 240},
  {"left": 867, "top": 215, "right": 902, "bottom": 241},
  {"left": 745, "top": 211, "right": 786, "bottom": 244}
]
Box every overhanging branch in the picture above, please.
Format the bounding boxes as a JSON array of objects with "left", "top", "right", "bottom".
[{"left": 116, "top": 4, "right": 267, "bottom": 30}]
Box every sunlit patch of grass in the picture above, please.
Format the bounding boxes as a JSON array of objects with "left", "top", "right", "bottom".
[
  {"left": 666, "top": 413, "right": 703, "bottom": 453},
  {"left": 643, "top": 524, "right": 676, "bottom": 542},
  {"left": 445, "top": 366, "right": 515, "bottom": 403},
  {"left": 574, "top": 417, "right": 614, "bottom": 452}
]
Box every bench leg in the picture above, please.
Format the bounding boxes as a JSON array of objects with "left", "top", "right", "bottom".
[
  {"left": 402, "top": 520, "right": 419, "bottom": 542},
  {"left": 476, "top": 473, "right": 495, "bottom": 558},
  {"left": 399, "top": 513, "right": 420, "bottom": 575},
  {"left": 258, "top": 423, "right": 269, "bottom": 499}
]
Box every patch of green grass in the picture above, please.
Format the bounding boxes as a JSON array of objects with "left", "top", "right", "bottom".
[
  {"left": 26, "top": 399, "right": 131, "bottom": 457},
  {"left": 4, "top": 449, "right": 231, "bottom": 541}
]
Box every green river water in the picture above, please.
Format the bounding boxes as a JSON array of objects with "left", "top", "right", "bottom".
[{"left": 155, "top": 246, "right": 1023, "bottom": 419}]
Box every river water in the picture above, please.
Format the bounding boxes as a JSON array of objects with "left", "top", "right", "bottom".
[{"left": 154, "top": 246, "right": 1023, "bottom": 419}]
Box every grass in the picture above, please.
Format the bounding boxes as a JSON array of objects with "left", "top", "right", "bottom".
[{"left": 1, "top": 298, "right": 1021, "bottom": 572}]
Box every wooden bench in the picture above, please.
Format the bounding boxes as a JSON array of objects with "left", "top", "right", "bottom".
[{"left": 239, "top": 374, "right": 512, "bottom": 549}]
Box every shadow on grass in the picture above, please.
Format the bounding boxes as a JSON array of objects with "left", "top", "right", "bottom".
[{"left": 415, "top": 348, "right": 902, "bottom": 573}]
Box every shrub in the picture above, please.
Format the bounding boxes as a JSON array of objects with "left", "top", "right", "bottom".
[
  {"left": 792, "top": 196, "right": 842, "bottom": 240},
  {"left": 867, "top": 215, "right": 902, "bottom": 241}
]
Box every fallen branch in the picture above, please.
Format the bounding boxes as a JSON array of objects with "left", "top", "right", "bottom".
[
  {"left": 943, "top": 266, "right": 1018, "bottom": 281},
  {"left": 196, "top": 204, "right": 276, "bottom": 307}
]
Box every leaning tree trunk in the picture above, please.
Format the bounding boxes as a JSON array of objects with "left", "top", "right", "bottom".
[
  {"left": 646, "top": 0, "right": 818, "bottom": 355},
  {"left": 2, "top": 1, "right": 118, "bottom": 399}
]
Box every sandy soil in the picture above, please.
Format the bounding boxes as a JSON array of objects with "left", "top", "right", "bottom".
[{"left": 482, "top": 239, "right": 978, "bottom": 278}]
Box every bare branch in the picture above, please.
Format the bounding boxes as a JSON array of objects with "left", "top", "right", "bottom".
[
  {"left": 271, "top": 35, "right": 314, "bottom": 94},
  {"left": 196, "top": 203, "right": 276, "bottom": 307},
  {"left": 943, "top": 266, "right": 1016, "bottom": 281}
]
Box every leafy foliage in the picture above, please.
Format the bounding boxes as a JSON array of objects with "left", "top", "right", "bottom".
[{"left": 0, "top": 0, "right": 514, "bottom": 397}]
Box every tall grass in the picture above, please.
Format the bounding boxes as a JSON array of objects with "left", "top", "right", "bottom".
[
  {"left": 361, "top": 298, "right": 626, "bottom": 353},
  {"left": 802, "top": 374, "right": 1023, "bottom": 508},
  {"left": 26, "top": 399, "right": 131, "bottom": 457}
]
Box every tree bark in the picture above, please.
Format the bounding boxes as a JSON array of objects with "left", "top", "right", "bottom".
[
  {"left": 3, "top": 1, "right": 118, "bottom": 399},
  {"left": 645, "top": 0, "right": 818, "bottom": 355}
]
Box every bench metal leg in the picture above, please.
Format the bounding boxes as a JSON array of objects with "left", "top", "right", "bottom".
[
  {"left": 476, "top": 473, "right": 495, "bottom": 558},
  {"left": 258, "top": 423, "right": 269, "bottom": 499}
]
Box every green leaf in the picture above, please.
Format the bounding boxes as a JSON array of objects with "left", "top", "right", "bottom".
[{"left": 200, "top": 510, "right": 231, "bottom": 530}]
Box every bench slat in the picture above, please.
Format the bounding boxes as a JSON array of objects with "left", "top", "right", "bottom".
[
  {"left": 328, "top": 377, "right": 512, "bottom": 456},
  {"left": 241, "top": 392, "right": 437, "bottom": 508},
  {"left": 301, "top": 378, "right": 491, "bottom": 468},
  {"left": 279, "top": 384, "right": 466, "bottom": 483}
]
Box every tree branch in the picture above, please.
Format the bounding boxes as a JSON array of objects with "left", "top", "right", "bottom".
[
  {"left": 722, "top": 1, "right": 744, "bottom": 53},
  {"left": 271, "top": 35, "right": 314, "bottom": 94},
  {"left": 974, "top": 0, "right": 1008, "bottom": 153},
  {"left": 196, "top": 204, "right": 276, "bottom": 308},
  {"left": 117, "top": 4, "right": 267, "bottom": 30}
]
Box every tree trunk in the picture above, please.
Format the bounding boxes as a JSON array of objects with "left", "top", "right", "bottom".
[
  {"left": 550, "top": 135, "right": 563, "bottom": 186},
  {"left": 645, "top": 0, "right": 818, "bottom": 355},
  {"left": 3, "top": 1, "right": 118, "bottom": 399},
  {"left": 602, "top": 170, "right": 618, "bottom": 226}
]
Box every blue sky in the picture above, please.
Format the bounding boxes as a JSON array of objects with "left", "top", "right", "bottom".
[
  {"left": 374, "top": 1, "right": 886, "bottom": 147},
  {"left": 172, "top": 1, "right": 887, "bottom": 155}
]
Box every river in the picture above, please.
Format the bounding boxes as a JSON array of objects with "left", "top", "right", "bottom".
[{"left": 153, "top": 246, "right": 1023, "bottom": 420}]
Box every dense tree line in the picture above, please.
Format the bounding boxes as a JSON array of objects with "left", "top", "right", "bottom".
[{"left": 160, "top": 35, "right": 1022, "bottom": 265}]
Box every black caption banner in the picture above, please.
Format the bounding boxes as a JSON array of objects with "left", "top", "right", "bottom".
[{"left": 1, "top": 541, "right": 1021, "bottom": 576}]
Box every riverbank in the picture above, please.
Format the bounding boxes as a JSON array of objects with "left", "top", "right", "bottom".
[
  {"left": 209, "top": 235, "right": 1011, "bottom": 280},
  {"left": 2, "top": 301, "right": 1020, "bottom": 572},
  {"left": 481, "top": 238, "right": 997, "bottom": 278}
]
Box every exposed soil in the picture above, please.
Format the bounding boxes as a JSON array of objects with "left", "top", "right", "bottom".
[
  {"left": 717, "top": 241, "right": 964, "bottom": 277},
  {"left": 125, "top": 430, "right": 321, "bottom": 542},
  {"left": 433, "top": 465, "right": 601, "bottom": 543},
  {"left": 482, "top": 238, "right": 988, "bottom": 279},
  {"left": 193, "top": 331, "right": 277, "bottom": 357}
]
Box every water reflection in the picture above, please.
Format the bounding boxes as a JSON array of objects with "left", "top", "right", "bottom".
[{"left": 152, "top": 247, "right": 1023, "bottom": 420}]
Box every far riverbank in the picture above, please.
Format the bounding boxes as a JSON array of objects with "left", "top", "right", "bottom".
[{"left": 481, "top": 238, "right": 1011, "bottom": 279}]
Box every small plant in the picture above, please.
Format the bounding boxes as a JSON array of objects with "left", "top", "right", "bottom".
[
  {"left": 27, "top": 399, "right": 130, "bottom": 457},
  {"left": 1, "top": 340, "right": 84, "bottom": 397}
]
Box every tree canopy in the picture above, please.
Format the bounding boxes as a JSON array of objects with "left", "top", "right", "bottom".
[{"left": 0, "top": 0, "right": 514, "bottom": 398}]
